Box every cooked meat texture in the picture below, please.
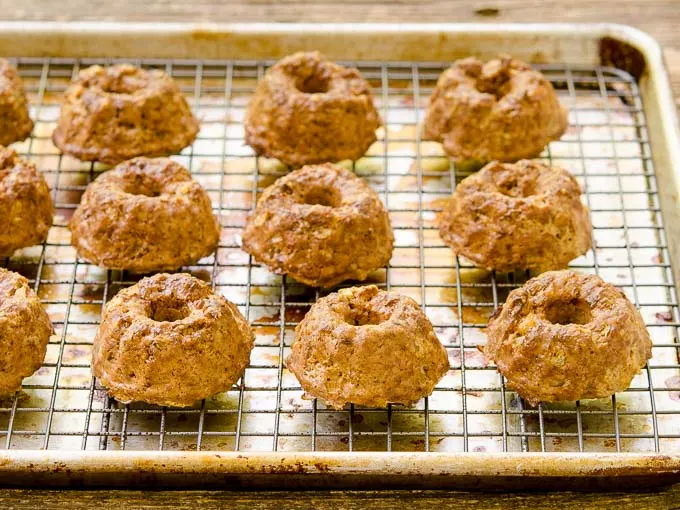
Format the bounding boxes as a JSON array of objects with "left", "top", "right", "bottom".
[
  {"left": 484, "top": 270, "right": 652, "bottom": 406},
  {"left": 0, "top": 268, "right": 53, "bottom": 395},
  {"left": 423, "top": 56, "right": 567, "bottom": 164},
  {"left": 0, "top": 59, "right": 33, "bottom": 146},
  {"left": 439, "top": 160, "right": 592, "bottom": 273},
  {"left": 245, "top": 51, "right": 381, "bottom": 167},
  {"left": 0, "top": 146, "right": 54, "bottom": 257},
  {"left": 69, "top": 157, "right": 220, "bottom": 273},
  {"left": 287, "top": 285, "right": 450, "bottom": 409},
  {"left": 52, "top": 64, "right": 199, "bottom": 164},
  {"left": 92, "top": 273, "right": 254, "bottom": 407},
  {"left": 242, "top": 163, "right": 393, "bottom": 288}
]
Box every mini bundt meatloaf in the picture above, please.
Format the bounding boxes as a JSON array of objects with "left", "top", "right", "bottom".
[
  {"left": 69, "top": 157, "right": 219, "bottom": 273},
  {"left": 423, "top": 56, "right": 567, "bottom": 164},
  {"left": 287, "top": 285, "right": 449, "bottom": 409},
  {"left": 52, "top": 64, "right": 199, "bottom": 164},
  {"left": 242, "top": 163, "right": 393, "bottom": 288},
  {"left": 0, "top": 268, "right": 53, "bottom": 395},
  {"left": 439, "top": 160, "right": 592, "bottom": 273},
  {"left": 244, "top": 52, "right": 381, "bottom": 166},
  {"left": 0, "top": 60, "right": 33, "bottom": 146},
  {"left": 92, "top": 273, "right": 254, "bottom": 407},
  {"left": 0, "top": 146, "right": 54, "bottom": 257},
  {"left": 484, "top": 270, "right": 652, "bottom": 406}
]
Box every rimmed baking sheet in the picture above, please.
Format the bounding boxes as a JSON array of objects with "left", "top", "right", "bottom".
[{"left": 0, "top": 23, "right": 679, "bottom": 487}]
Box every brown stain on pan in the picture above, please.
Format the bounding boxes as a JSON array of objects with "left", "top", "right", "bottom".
[
  {"left": 261, "top": 461, "right": 308, "bottom": 474},
  {"left": 599, "top": 37, "right": 646, "bottom": 79}
]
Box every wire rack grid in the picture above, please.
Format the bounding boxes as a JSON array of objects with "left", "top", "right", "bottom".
[{"left": 1, "top": 56, "right": 679, "bottom": 455}]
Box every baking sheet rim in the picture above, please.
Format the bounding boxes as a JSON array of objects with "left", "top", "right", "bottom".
[{"left": 0, "top": 451, "right": 678, "bottom": 486}]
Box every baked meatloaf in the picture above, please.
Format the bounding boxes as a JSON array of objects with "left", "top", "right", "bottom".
[
  {"left": 483, "top": 270, "right": 652, "bottom": 405},
  {"left": 439, "top": 160, "right": 592, "bottom": 273},
  {"left": 287, "top": 285, "right": 450, "bottom": 409},
  {"left": 0, "top": 146, "right": 54, "bottom": 257},
  {"left": 423, "top": 56, "right": 567, "bottom": 165},
  {"left": 52, "top": 64, "right": 199, "bottom": 164},
  {"left": 0, "top": 268, "right": 53, "bottom": 395},
  {"left": 242, "top": 163, "right": 393, "bottom": 288},
  {"left": 244, "top": 51, "right": 381, "bottom": 167},
  {"left": 92, "top": 273, "right": 254, "bottom": 407},
  {"left": 69, "top": 157, "right": 220, "bottom": 273},
  {"left": 0, "top": 59, "right": 33, "bottom": 146}
]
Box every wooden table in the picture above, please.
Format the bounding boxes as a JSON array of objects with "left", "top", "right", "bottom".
[
  {"left": 1, "top": 487, "right": 680, "bottom": 509},
  {"left": 1, "top": 1, "right": 679, "bottom": 508}
]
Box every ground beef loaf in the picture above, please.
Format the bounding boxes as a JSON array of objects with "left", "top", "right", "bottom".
[
  {"left": 92, "top": 273, "right": 254, "bottom": 407},
  {"left": 69, "top": 157, "right": 220, "bottom": 273},
  {"left": 52, "top": 64, "right": 199, "bottom": 164},
  {"left": 244, "top": 51, "right": 381, "bottom": 167},
  {"left": 423, "top": 56, "right": 567, "bottom": 165},
  {"left": 438, "top": 160, "right": 592, "bottom": 273},
  {"left": 0, "top": 59, "right": 33, "bottom": 146},
  {"left": 0, "top": 268, "right": 53, "bottom": 395},
  {"left": 483, "top": 270, "right": 652, "bottom": 406},
  {"left": 0, "top": 146, "right": 54, "bottom": 257},
  {"left": 287, "top": 285, "right": 450, "bottom": 409},
  {"left": 242, "top": 163, "right": 393, "bottom": 288}
]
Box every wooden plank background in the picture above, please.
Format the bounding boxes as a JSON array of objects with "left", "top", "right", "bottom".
[
  {"left": 1, "top": 487, "right": 680, "bottom": 509},
  {"left": 0, "top": 1, "right": 679, "bottom": 508}
]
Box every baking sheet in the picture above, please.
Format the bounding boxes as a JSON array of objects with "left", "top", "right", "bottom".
[{"left": 1, "top": 57, "right": 678, "bottom": 457}]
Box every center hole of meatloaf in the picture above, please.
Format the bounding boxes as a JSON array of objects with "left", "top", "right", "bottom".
[
  {"left": 544, "top": 297, "right": 593, "bottom": 326},
  {"left": 475, "top": 71, "right": 512, "bottom": 100},
  {"left": 149, "top": 299, "right": 191, "bottom": 322},
  {"left": 101, "top": 75, "right": 147, "bottom": 95},
  {"left": 476, "top": 81, "right": 511, "bottom": 100},
  {"left": 131, "top": 188, "right": 161, "bottom": 197},
  {"left": 345, "top": 304, "right": 389, "bottom": 326},
  {"left": 303, "top": 186, "right": 341, "bottom": 207},
  {"left": 496, "top": 178, "right": 536, "bottom": 198},
  {"left": 120, "top": 182, "right": 162, "bottom": 198},
  {"left": 295, "top": 74, "right": 330, "bottom": 94}
]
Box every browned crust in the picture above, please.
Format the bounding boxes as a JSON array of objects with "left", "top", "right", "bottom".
[
  {"left": 483, "top": 270, "right": 652, "bottom": 406},
  {"left": 0, "top": 59, "right": 33, "bottom": 146},
  {"left": 0, "top": 268, "right": 53, "bottom": 395},
  {"left": 244, "top": 51, "right": 381, "bottom": 167},
  {"left": 241, "top": 163, "right": 394, "bottom": 288},
  {"left": 438, "top": 160, "right": 592, "bottom": 273},
  {"left": 92, "top": 273, "right": 254, "bottom": 407},
  {"left": 0, "top": 146, "right": 54, "bottom": 257},
  {"left": 423, "top": 56, "right": 568, "bottom": 164},
  {"left": 69, "top": 157, "right": 220, "bottom": 273},
  {"left": 52, "top": 64, "right": 199, "bottom": 164},
  {"left": 286, "top": 285, "right": 450, "bottom": 409}
]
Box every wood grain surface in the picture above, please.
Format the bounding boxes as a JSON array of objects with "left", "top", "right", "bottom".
[
  {"left": 1, "top": 487, "right": 679, "bottom": 509},
  {"left": 0, "top": 1, "right": 679, "bottom": 508}
]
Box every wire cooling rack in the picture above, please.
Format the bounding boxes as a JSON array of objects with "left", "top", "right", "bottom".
[{"left": 1, "top": 57, "right": 679, "bottom": 455}]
